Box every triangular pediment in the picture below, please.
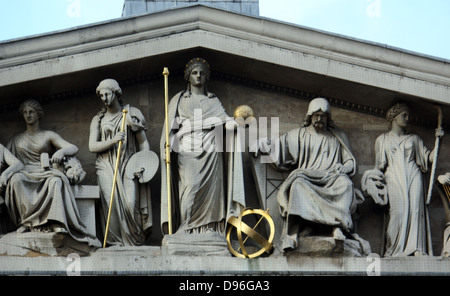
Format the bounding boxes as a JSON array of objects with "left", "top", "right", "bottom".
[{"left": 0, "top": 5, "right": 448, "bottom": 126}]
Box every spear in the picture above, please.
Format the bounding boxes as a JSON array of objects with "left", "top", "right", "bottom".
[
  {"left": 103, "top": 109, "right": 128, "bottom": 248},
  {"left": 426, "top": 105, "right": 443, "bottom": 205},
  {"left": 163, "top": 67, "right": 172, "bottom": 235}
]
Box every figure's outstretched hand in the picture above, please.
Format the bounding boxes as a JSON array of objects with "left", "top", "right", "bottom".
[
  {"left": 250, "top": 138, "right": 271, "bottom": 157},
  {"left": 438, "top": 172, "right": 450, "bottom": 185},
  {"left": 225, "top": 120, "right": 238, "bottom": 131}
]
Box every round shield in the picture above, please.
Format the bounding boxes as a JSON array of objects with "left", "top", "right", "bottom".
[{"left": 125, "top": 150, "right": 159, "bottom": 183}]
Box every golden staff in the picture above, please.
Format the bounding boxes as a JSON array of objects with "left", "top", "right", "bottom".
[
  {"left": 444, "top": 184, "right": 450, "bottom": 204},
  {"left": 163, "top": 67, "right": 172, "bottom": 235},
  {"left": 103, "top": 109, "right": 128, "bottom": 248}
]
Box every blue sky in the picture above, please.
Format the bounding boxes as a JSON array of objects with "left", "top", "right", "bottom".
[
  {"left": 260, "top": 0, "right": 450, "bottom": 60},
  {"left": 0, "top": 0, "right": 449, "bottom": 60}
]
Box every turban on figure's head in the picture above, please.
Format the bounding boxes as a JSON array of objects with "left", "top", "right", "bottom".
[
  {"left": 307, "top": 98, "right": 331, "bottom": 116},
  {"left": 303, "top": 98, "right": 335, "bottom": 127}
]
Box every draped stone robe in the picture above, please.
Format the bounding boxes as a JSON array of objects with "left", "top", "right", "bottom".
[
  {"left": 276, "top": 127, "right": 358, "bottom": 250},
  {"left": 94, "top": 104, "right": 152, "bottom": 246},
  {"left": 6, "top": 132, "right": 100, "bottom": 247},
  {"left": 375, "top": 132, "right": 432, "bottom": 256},
  {"left": 160, "top": 91, "right": 245, "bottom": 236},
  {"left": 0, "top": 144, "right": 22, "bottom": 234}
]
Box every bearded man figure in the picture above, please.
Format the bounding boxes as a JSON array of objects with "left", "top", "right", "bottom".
[{"left": 269, "top": 98, "right": 367, "bottom": 253}]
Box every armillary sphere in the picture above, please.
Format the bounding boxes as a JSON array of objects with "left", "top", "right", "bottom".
[{"left": 226, "top": 208, "right": 275, "bottom": 258}]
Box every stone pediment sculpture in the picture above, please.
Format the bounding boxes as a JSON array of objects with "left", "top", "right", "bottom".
[
  {"left": 251, "top": 98, "right": 370, "bottom": 257},
  {"left": 160, "top": 58, "right": 246, "bottom": 256},
  {"left": 437, "top": 173, "right": 450, "bottom": 257},
  {"left": 0, "top": 0, "right": 449, "bottom": 276},
  {"left": 0, "top": 144, "right": 24, "bottom": 235},
  {"left": 89, "top": 79, "right": 154, "bottom": 247},
  {"left": 2, "top": 99, "right": 101, "bottom": 253},
  {"left": 361, "top": 103, "right": 444, "bottom": 257}
]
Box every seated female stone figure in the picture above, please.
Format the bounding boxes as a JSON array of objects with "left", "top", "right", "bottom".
[
  {"left": 5, "top": 99, "right": 100, "bottom": 247},
  {"left": 0, "top": 144, "right": 24, "bottom": 234}
]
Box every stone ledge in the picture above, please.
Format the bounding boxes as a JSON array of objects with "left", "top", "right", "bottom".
[
  {"left": 0, "top": 245, "right": 449, "bottom": 276},
  {"left": 0, "top": 228, "right": 448, "bottom": 276},
  {"left": 161, "top": 233, "right": 230, "bottom": 257},
  {"left": 0, "top": 232, "right": 97, "bottom": 258}
]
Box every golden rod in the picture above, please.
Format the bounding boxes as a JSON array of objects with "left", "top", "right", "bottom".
[
  {"left": 163, "top": 67, "right": 172, "bottom": 235},
  {"left": 103, "top": 109, "right": 128, "bottom": 248},
  {"left": 444, "top": 184, "right": 450, "bottom": 203}
]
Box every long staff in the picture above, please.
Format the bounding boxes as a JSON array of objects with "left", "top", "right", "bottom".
[
  {"left": 163, "top": 67, "right": 172, "bottom": 235},
  {"left": 426, "top": 105, "right": 443, "bottom": 205},
  {"left": 103, "top": 109, "right": 128, "bottom": 248}
]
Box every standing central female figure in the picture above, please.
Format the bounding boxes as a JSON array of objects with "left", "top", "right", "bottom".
[{"left": 160, "top": 58, "right": 245, "bottom": 236}]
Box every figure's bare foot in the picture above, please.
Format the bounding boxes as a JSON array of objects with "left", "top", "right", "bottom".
[
  {"left": 413, "top": 250, "right": 427, "bottom": 257},
  {"left": 17, "top": 225, "right": 30, "bottom": 233},
  {"left": 41, "top": 225, "right": 53, "bottom": 233},
  {"left": 52, "top": 224, "right": 68, "bottom": 234},
  {"left": 332, "top": 227, "right": 345, "bottom": 241}
]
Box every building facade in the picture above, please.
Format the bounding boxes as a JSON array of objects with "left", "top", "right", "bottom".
[{"left": 0, "top": 2, "right": 449, "bottom": 275}]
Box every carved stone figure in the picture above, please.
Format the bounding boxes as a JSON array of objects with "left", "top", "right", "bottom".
[
  {"left": 258, "top": 98, "right": 368, "bottom": 254},
  {"left": 0, "top": 144, "right": 23, "bottom": 234},
  {"left": 160, "top": 58, "right": 245, "bottom": 237},
  {"left": 362, "top": 103, "right": 443, "bottom": 256},
  {"left": 5, "top": 99, "right": 100, "bottom": 247},
  {"left": 436, "top": 173, "right": 450, "bottom": 257},
  {"left": 89, "top": 79, "right": 153, "bottom": 246}
]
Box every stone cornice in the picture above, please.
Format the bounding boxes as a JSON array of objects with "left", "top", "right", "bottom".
[
  {"left": 0, "top": 68, "right": 439, "bottom": 130},
  {"left": 0, "top": 5, "right": 448, "bottom": 106}
]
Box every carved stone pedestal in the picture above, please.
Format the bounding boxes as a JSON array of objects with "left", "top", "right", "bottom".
[
  {"left": 280, "top": 236, "right": 368, "bottom": 257},
  {"left": 0, "top": 232, "right": 97, "bottom": 257},
  {"left": 162, "top": 233, "right": 231, "bottom": 257},
  {"left": 1, "top": 243, "right": 450, "bottom": 275}
]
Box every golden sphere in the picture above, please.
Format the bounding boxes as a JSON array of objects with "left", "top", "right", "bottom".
[{"left": 234, "top": 105, "right": 255, "bottom": 119}]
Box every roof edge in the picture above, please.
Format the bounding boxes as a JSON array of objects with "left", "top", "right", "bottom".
[{"left": 0, "top": 5, "right": 449, "bottom": 71}]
